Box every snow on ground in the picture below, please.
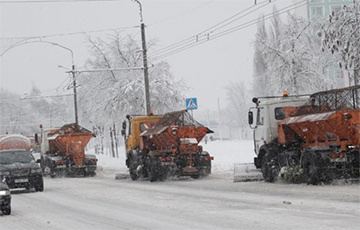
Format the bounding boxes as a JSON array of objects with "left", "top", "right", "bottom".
[
  {"left": 5, "top": 140, "right": 360, "bottom": 229},
  {"left": 92, "top": 139, "right": 255, "bottom": 177}
]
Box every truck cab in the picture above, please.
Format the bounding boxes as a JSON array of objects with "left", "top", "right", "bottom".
[
  {"left": 248, "top": 93, "right": 309, "bottom": 168},
  {"left": 122, "top": 115, "right": 162, "bottom": 153}
]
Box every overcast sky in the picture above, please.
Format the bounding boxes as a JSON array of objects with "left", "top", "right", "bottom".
[{"left": 0, "top": 0, "right": 302, "bottom": 111}]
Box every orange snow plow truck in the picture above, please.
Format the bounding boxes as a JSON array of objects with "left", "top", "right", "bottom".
[
  {"left": 121, "top": 110, "right": 214, "bottom": 182},
  {"left": 248, "top": 86, "right": 360, "bottom": 184},
  {"left": 38, "top": 123, "right": 97, "bottom": 177}
]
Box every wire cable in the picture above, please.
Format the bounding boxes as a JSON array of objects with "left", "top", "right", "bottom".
[
  {"left": 150, "top": 0, "right": 269, "bottom": 57},
  {"left": 0, "top": 26, "right": 139, "bottom": 40},
  {"left": 151, "top": 0, "right": 307, "bottom": 60},
  {"left": 0, "top": 0, "right": 125, "bottom": 3}
]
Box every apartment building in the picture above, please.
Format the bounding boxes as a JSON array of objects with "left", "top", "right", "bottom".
[{"left": 292, "top": 0, "right": 355, "bottom": 20}]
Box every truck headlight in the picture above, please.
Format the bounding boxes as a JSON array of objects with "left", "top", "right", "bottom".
[{"left": 0, "top": 190, "right": 10, "bottom": 196}]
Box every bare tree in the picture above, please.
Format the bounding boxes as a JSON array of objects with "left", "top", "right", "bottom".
[
  {"left": 319, "top": 1, "right": 360, "bottom": 86},
  {"left": 77, "top": 32, "right": 188, "bottom": 154},
  {"left": 224, "top": 81, "right": 251, "bottom": 139},
  {"left": 253, "top": 10, "right": 342, "bottom": 97}
]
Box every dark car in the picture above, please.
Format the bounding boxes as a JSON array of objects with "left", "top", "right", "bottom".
[
  {"left": 0, "top": 149, "right": 44, "bottom": 192},
  {"left": 0, "top": 176, "right": 11, "bottom": 215}
]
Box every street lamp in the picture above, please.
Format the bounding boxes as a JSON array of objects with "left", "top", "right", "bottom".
[
  {"left": 132, "top": 0, "right": 151, "bottom": 115},
  {"left": 1, "top": 40, "right": 79, "bottom": 125}
]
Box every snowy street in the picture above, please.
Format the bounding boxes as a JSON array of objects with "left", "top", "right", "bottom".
[
  {"left": 1, "top": 140, "right": 359, "bottom": 230},
  {"left": 2, "top": 171, "right": 359, "bottom": 230}
]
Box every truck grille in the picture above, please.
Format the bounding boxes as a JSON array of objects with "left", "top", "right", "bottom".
[{"left": 11, "top": 169, "right": 30, "bottom": 176}]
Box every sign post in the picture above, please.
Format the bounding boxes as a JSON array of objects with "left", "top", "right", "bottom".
[
  {"left": 185, "top": 98, "right": 198, "bottom": 110},
  {"left": 185, "top": 98, "right": 198, "bottom": 118}
]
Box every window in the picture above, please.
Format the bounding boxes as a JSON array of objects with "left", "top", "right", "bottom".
[
  {"left": 311, "top": 6, "right": 324, "bottom": 17},
  {"left": 140, "top": 122, "right": 156, "bottom": 132},
  {"left": 310, "top": 0, "right": 324, "bottom": 3},
  {"left": 0, "top": 150, "right": 34, "bottom": 164},
  {"left": 331, "top": 5, "right": 342, "bottom": 14},
  {"left": 274, "top": 108, "right": 286, "bottom": 120}
]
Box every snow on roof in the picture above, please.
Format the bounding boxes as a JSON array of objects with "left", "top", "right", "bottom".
[
  {"left": 0, "top": 134, "right": 31, "bottom": 145},
  {"left": 141, "top": 110, "right": 213, "bottom": 136}
]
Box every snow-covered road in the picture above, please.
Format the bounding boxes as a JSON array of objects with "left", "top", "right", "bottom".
[
  {"left": 1, "top": 140, "right": 359, "bottom": 229},
  {"left": 2, "top": 171, "right": 359, "bottom": 230}
]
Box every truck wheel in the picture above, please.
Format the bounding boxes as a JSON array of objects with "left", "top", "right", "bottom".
[
  {"left": 88, "top": 172, "right": 96, "bottom": 177},
  {"left": 2, "top": 205, "right": 11, "bottom": 215},
  {"left": 148, "top": 166, "right": 158, "bottom": 182},
  {"left": 158, "top": 169, "right": 168, "bottom": 182},
  {"left": 303, "top": 153, "right": 319, "bottom": 185},
  {"left": 197, "top": 152, "right": 211, "bottom": 177},
  {"left": 261, "top": 150, "right": 279, "bottom": 182},
  {"left": 129, "top": 158, "right": 139, "bottom": 181},
  {"left": 190, "top": 174, "right": 200, "bottom": 179},
  {"left": 35, "top": 177, "right": 44, "bottom": 192},
  {"left": 351, "top": 151, "right": 360, "bottom": 178},
  {"left": 50, "top": 167, "right": 56, "bottom": 178}
]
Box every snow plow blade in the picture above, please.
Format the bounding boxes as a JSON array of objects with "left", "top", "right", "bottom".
[{"left": 234, "top": 163, "right": 263, "bottom": 182}]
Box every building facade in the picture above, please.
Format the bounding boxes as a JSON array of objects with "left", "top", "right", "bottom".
[
  {"left": 292, "top": 0, "right": 355, "bottom": 20},
  {"left": 308, "top": 0, "right": 354, "bottom": 20}
]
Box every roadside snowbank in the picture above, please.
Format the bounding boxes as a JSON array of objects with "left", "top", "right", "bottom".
[{"left": 92, "top": 139, "right": 255, "bottom": 176}]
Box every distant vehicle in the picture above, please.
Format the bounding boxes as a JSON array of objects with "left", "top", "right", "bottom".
[
  {"left": 122, "top": 110, "right": 214, "bottom": 182},
  {"left": 39, "top": 123, "right": 97, "bottom": 177},
  {"left": 248, "top": 86, "right": 360, "bottom": 184},
  {"left": 0, "top": 134, "right": 31, "bottom": 151},
  {"left": 0, "top": 176, "right": 11, "bottom": 215},
  {"left": 0, "top": 149, "right": 44, "bottom": 192}
]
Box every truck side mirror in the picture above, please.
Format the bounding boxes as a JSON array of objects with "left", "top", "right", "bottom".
[
  {"left": 35, "top": 133, "right": 39, "bottom": 144},
  {"left": 248, "top": 111, "right": 253, "bottom": 125}
]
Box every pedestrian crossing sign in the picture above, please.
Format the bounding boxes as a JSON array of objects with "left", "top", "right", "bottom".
[{"left": 186, "top": 98, "right": 198, "bottom": 110}]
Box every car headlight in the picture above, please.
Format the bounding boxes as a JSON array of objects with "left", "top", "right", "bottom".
[
  {"left": 31, "top": 168, "right": 42, "bottom": 174},
  {"left": 0, "top": 171, "right": 10, "bottom": 176},
  {"left": 0, "top": 190, "right": 10, "bottom": 196}
]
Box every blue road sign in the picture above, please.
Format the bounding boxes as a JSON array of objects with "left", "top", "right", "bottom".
[{"left": 186, "top": 98, "right": 198, "bottom": 110}]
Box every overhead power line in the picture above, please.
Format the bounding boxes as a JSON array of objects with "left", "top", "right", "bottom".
[
  {"left": 150, "top": 1, "right": 269, "bottom": 57},
  {"left": 0, "top": 26, "right": 138, "bottom": 40},
  {"left": 150, "top": 0, "right": 307, "bottom": 61},
  {"left": 0, "top": 0, "right": 125, "bottom": 3}
]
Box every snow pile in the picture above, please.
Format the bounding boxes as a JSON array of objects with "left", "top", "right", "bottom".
[
  {"left": 92, "top": 139, "right": 255, "bottom": 176},
  {"left": 204, "top": 139, "right": 254, "bottom": 175}
]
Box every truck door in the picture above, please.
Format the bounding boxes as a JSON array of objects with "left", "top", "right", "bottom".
[{"left": 249, "top": 106, "right": 268, "bottom": 156}]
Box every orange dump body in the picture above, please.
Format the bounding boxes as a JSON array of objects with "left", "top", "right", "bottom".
[
  {"left": 141, "top": 110, "right": 213, "bottom": 154},
  {"left": 0, "top": 135, "right": 31, "bottom": 151},
  {"left": 148, "top": 125, "right": 209, "bottom": 154},
  {"left": 278, "top": 109, "right": 360, "bottom": 149},
  {"left": 48, "top": 123, "right": 94, "bottom": 167}
]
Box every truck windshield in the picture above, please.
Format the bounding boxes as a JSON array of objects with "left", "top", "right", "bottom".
[
  {"left": 0, "top": 151, "right": 34, "bottom": 164},
  {"left": 140, "top": 122, "right": 157, "bottom": 132},
  {"left": 275, "top": 107, "right": 285, "bottom": 120}
]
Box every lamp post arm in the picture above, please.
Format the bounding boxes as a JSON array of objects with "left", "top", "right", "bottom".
[
  {"left": 1, "top": 39, "right": 78, "bottom": 124},
  {"left": 1, "top": 40, "right": 74, "bottom": 66},
  {"left": 132, "top": 0, "right": 143, "bottom": 23}
]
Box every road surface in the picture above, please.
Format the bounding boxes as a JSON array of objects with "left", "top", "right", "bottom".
[{"left": 1, "top": 170, "right": 359, "bottom": 230}]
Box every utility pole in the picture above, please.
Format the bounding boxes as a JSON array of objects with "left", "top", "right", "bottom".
[
  {"left": 217, "top": 98, "right": 223, "bottom": 141},
  {"left": 354, "top": 1, "right": 359, "bottom": 86},
  {"left": 72, "top": 64, "right": 79, "bottom": 125},
  {"left": 141, "top": 22, "right": 151, "bottom": 115},
  {"left": 1, "top": 40, "right": 79, "bottom": 125},
  {"left": 133, "top": 0, "right": 151, "bottom": 115}
]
